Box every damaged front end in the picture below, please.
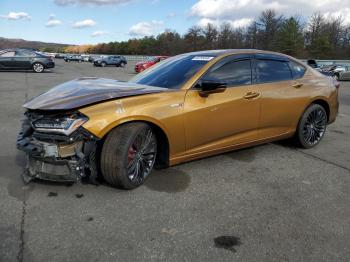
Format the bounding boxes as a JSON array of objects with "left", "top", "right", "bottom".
[{"left": 16, "top": 110, "right": 99, "bottom": 184}]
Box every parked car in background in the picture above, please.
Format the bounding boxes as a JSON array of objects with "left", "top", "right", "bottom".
[
  {"left": 81, "top": 54, "right": 90, "bottom": 62},
  {"left": 0, "top": 49, "right": 55, "bottom": 73},
  {"left": 93, "top": 55, "right": 127, "bottom": 67},
  {"left": 64, "top": 55, "right": 84, "bottom": 62},
  {"left": 55, "top": 53, "right": 65, "bottom": 59},
  {"left": 88, "top": 55, "right": 99, "bottom": 63},
  {"left": 336, "top": 66, "right": 350, "bottom": 80},
  {"left": 17, "top": 50, "right": 339, "bottom": 189},
  {"left": 320, "top": 65, "right": 347, "bottom": 78},
  {"left": 135, "top": 56, "right": 168, "bottom": 73},
  {"left": 307, "top": 59, "right": 319, "bottom": 69}
]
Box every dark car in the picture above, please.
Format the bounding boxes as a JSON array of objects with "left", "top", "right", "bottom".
[
  {"left": 64, "top": 55, "right": 84, "bottom": 63},
  {"left": 0, "top": 49, "right": 55, "bottom": 73},
  {"left": 93, "top": 55, "right": 127, "bottom": 67},
  {"left": 55, "top": 53, "right": 65, "bottom": 59},
  {"left": 307, "top": 59, "right": 319, "bottom": 69}
]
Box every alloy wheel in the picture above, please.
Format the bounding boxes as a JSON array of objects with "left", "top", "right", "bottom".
[
  {"left": 302, "top": 108, "right": 327, "bottom": 146},
  {"left": 127, "top": 128, "right": 157, "bottom": 183},
  {"left": 33, "top": 63, "right": 44, "bottom": 73}
]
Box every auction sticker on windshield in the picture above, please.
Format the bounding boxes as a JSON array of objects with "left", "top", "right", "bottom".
[{"left": 191, "top": 56, "right": 214, "bottom": 61}]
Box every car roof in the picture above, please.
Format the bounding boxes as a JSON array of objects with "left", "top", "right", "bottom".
[{"left": 182, "top": 49, "right": 292, "bottom": 59}]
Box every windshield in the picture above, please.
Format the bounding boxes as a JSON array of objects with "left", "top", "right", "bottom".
[{"left": 129, "top": 54, "right": 214, "bottom": 89}]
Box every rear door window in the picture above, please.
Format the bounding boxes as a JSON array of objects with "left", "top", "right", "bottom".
[
  {"left": 16, "top": 50, "right": 35, "bottom": 57},
  {"left": 256, "top": 59, "right": 292, "bottom": 83}
]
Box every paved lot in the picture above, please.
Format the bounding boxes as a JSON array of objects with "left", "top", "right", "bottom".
[{"left": 1, "top": 60, "right": 350, "bottom": 262}]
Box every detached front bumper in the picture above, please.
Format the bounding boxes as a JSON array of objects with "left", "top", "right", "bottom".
[{"left": 16, "top": 118, "right": 99, "bottom": 183}]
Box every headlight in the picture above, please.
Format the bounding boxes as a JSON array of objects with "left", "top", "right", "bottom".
[{"left": 33, "top": 115, "right": 88, "bottom": 136}]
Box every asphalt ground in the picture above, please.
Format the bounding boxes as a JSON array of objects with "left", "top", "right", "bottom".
[{"left": 0, "top": 59, "right": 350, "bottom": 262}]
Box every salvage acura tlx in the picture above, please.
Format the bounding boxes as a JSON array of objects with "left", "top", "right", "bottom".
[{"left": 17, "top": 50, "right": 339, "bottom": 189}]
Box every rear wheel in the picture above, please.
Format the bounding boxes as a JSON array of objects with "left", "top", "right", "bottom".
[
  {"left": 101, "top": 122, "right": 157, "bottom": 189},
  {"left": 32, "top": 62, "right": 44, "bottom": 73},
  {"left": 295, "top": 104, "right": 327, "bottom": 148}
]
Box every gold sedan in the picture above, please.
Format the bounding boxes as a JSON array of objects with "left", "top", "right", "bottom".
[{"left": 18, "top": 50, "right": 339, "bottom": 189}]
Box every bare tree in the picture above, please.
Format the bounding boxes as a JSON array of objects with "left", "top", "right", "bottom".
[
  {"left": 218, "top": 22, "right": 233, "bottom": 49},
  {"left": 202, "top": 23, "right": 218, "bottom": 49},
  {"left": 257, "top": 9, "right": 284, "bottom": 50},
  {"left": 184, "top": 26, "right": 203, "bottom": 51}
]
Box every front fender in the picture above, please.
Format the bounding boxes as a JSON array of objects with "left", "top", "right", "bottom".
[{"left": 79, "top": 91, "right": 187, "bottom": 156}]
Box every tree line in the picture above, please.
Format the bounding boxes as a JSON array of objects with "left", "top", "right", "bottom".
[{"left": 59, "top": 10, "right": 350, "bottom": 59}]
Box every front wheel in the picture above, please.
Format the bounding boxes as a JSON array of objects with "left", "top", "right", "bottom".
[
  {"left": 101, "top": 123, "right": 157, "bottom": 189},
  {"left": 119, "top": 62, "right": 126, "bottom": 68},
  {"left": 32, "top": 62, "right": 44, "bottom": 73},
  {"left": 101, "top": 62, "right": 106, "bottom": 67},
  {"left": 295, "top": 104, "right": 327, "bottom": 148}
]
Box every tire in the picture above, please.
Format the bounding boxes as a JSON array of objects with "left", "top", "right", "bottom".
[
  {"left": 32, "top": 62, "right": 44, "bottom": 73},
  {"left": 120, "top": 62, "right": 126, "bottom": 68},
  {"left": 101, "top": 122, "right": 157, "bottom": 189},
  {"left": 294, "top": 104, "right": 327, "bottom": 148},
  {"left": 101, "top": 62, "right": 106, "bottom": 67}
]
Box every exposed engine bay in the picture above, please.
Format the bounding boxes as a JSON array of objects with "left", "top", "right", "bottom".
[{"left": 16, "top": 110, "right": 99, "bottom": 183}]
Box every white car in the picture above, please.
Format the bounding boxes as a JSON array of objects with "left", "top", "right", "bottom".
[{"left": 337, "top": 66, "right": 350, "bottom": 81}]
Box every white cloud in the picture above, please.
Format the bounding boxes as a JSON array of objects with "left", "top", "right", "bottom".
[
  {"left": 230, "top": 17, "right": 253, "bottom": 28},
  {"left": 54, "top": 0, "right": 131, "bottom": 5},
  {"left": 46, "top": 14, "right": 63, "bottom": 27},
  {"left": 91, "top": 30, "right": 108, "bottom": 37},
  {"left": 190, "top": 0, "right": 350, "bottom": 26},
  {"left": 198, "top": 17, "right": 252, "bottom": 28},
  {"left": 323, "top": 8, "right": 350, "bottom": 25},
  {"left": 0, "top": 12, "right": 31, "bottom": 20},
  {"left": 46, "top": 19, "right": 63, "bottom": 27},
  {"left": 129, "top": 20, "right": 164, "bottom": 37},
  {"left": 72, "top": 19, "right": 97, "bottom": 28}
]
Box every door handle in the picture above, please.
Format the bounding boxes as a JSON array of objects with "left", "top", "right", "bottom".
[
  {"left": 243, "top": 91, "right": 260, "bottom": 99},
  {"left": 292, "top": 82, "right": 303, "bottom": 88}
]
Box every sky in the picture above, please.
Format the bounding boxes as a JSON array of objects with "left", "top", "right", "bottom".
[{"left": 1, "top": 0, "right": 350, "bottom": 45}]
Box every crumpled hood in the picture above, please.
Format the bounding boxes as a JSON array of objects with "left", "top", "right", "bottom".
[{"left": 23, "top": 77, "right": 167, "bottom": 110}]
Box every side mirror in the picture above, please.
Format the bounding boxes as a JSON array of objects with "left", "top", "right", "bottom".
[{"left": 198, "top": 79, "right": 227, "bottom": 97}]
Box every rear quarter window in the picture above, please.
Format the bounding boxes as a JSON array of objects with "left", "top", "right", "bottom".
[{"left": 289, "top": 61, "right": 306, "bottom": 79}]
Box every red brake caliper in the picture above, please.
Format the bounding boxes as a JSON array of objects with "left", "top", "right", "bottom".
[{"left": 128, "top": 145, "right": 136, "bottom": 164}]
